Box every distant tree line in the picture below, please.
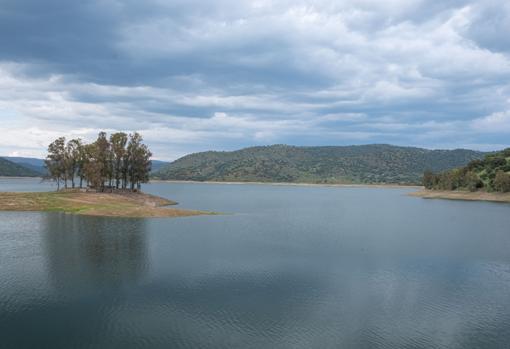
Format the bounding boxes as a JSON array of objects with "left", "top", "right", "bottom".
[
  {"left": 44, "top": 132, "right": 152, "bottom": 191},
  {"left": 423, "top": 148, "right": 510, "bottom": 192}
]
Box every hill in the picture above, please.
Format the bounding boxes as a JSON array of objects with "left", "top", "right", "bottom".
[
  {"left": 4, "top": 157, "right": 46, "bottom": 175},
  {"left": 0, "top": 157, "right": 42, "bottom": 177},
  {"left": 154, "top": 144, "right": 486, "bottom": 185},
  {"left": 151, "top": 160, "right": 170, "bottom": 173},
  {"left": 423, "top": 148, "right": 510, "bottom": 192},
  {"left": 3, "top": 157, "right": 168, "bottom": 175}
]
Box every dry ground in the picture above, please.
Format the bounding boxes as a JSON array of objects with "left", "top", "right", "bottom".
[
  {"left": 0, "top": 190, "right": 211, "bottom": 218},
  {"left": 410, "top": 190, "right": 510, "bottom": 203}
]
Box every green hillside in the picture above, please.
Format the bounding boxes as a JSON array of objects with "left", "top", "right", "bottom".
[
  {"left": 423, "top": 148, "right": 510, "bottom": 192},
  {"left": 154, "top": 144, "right": 485, "bottom": 185},
  {"left": 4, "top": 157, "right": 46, "bottom": 175},
  {"left": 0, "top": 157, "right": 42, "bottom": 177}
]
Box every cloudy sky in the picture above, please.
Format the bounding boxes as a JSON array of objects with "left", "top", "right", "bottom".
[{"left": 1, "top": 0, "right": 509, "bottom": 160}]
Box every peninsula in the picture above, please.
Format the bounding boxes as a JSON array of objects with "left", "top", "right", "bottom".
[
  {"left": 0, "top": 132, "right": 212, "bottom": 218},
  {"left": 0, "top": 190, "right": 209, "bottom": 218}
]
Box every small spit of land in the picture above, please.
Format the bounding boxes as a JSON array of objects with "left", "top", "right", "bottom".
[
  {"left": 0, "top": 190, "right": 211, "bottom": 218},
  {"left": 410, "top": 190, "right": 510, "bottom": 203}
]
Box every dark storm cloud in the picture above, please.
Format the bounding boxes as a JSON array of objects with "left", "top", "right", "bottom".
[{"left": 0, "top": 0, "right": 509, "bottom": 159}]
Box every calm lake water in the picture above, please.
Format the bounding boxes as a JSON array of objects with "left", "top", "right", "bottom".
[{"left": 1, "top": 179, "right": 510, "bottom": 348}]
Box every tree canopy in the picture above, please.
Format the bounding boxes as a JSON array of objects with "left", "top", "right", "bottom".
[
  {"left": 423, "top": 148, "right": 510, "bottom": 193},
  {"left": 44, "top": 132, "right": 152, "bottom": 191}
]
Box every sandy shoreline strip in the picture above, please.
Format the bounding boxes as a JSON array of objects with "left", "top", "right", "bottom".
[
  {"left": 410, "top": 190, "right": 510, "bottom": 203},
  {"left": 151, "top": 179, "right": 422, "bottom": 189}
]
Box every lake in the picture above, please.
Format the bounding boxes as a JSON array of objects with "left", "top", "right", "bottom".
[{"left": 1, "top": 179, "right": 510, "bottom": 348}]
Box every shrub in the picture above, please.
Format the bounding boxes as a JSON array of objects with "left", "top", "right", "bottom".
[{"left": 493, "top": 171, "right": 510, "bottom": 192}]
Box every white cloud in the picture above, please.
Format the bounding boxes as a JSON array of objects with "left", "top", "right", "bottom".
[
  {"left": 0, "top": 0, "right": 510, "bottom": 159},
  {"left": 471, "top": 110, "right": 510, "bottom": 132}
]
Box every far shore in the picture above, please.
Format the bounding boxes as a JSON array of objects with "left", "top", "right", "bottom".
[
  {"left": 0, "top": 176, "right": 422, "bottom": 189},
  {"left": 151, "top": 179, "right": 422, "bottom": 189},
  {"left": 0, "top": 176, "right": 44, "bottom": 179},
  {"left": 410, "top": 190, "right": 510, "bottom": 204}
]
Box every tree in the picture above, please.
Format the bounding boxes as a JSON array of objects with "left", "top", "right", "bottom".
[
  {"left": 82, "top": 143, "right": 103, "bottom": 190},
  {"left": 132, "top": 143, "right": 152, "bottom": 190},
  {"left": 65, "top": 139, "right": 82, "bottom": 188},
  {"left": 494, "top": 170, "right": 510, "bottom": 192},
  {"left": 73, "top": 139, "right": 86, "bottom": 188},
  {"left": 110, "top": 132, "right": 128, "bottom": 189},
  {"left": 423, "top": 170, "right": 436, "bottom": 189},
  {"left": 94, "top": 132, "right": 111, "bottom": 191},
  {"left": 126, "top": 133, "right": 152, "bottom": 190},
  {"left": 45, "top": 137, "right": 66, "bottom": 190},
  {"left": 464, "top": 170, "right": 483, "bottom": 192},
  {"left": 45, "top": 131, "right": 152, "bottom": 192}
]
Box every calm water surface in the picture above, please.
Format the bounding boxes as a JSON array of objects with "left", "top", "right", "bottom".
[{"left": 1, "top": 179, "right": 510, "bottom": 348}]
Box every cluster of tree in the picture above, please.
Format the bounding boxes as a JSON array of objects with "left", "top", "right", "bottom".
[
  {"left": 423, "top": 148, "right": 510, "bottom": 192},
  {"left": 44, "top": 132, "right": 152, "bottom": 191}
]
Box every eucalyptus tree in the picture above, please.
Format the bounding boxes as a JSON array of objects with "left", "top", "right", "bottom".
[
  {"left": 94, "top": 132, "right": 111, "bottom": 191},
  {"left": 110, "top": 132, "right": 128, "bottom": 189},
  {"left": 45, "top": 131, "right": 152, "bottom": 192},
  {"left": 45, "top": 137, "right": 66, "bottom": 190},
  {"left": 65, "top": 139, "right": 83, "bottom": 188},
  {"left": 126, "top": 133, "right": 152, "bottom": 190},
  {"left": 82, "top": 142, "right": 103, "bottom": 190}
]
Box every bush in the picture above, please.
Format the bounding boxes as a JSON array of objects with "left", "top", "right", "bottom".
[
  {"left": 464, "top": 171, "right": 483, "bottom": 192},
  {"left": 493, "top": 171, "right": 510, "bottom": 192}
]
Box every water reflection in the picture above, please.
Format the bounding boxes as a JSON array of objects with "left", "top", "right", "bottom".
[
  {"left": 43, "top": 214, "right": 149, "bottom": 294},
  {"left": 1, "top": 180, "right": 510, "bottom": 348}
]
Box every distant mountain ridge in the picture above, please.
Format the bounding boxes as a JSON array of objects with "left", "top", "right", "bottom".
[
  {"left": 1, "top": 156, "right": 169, "bottom": 177},
  {"left": 153, "top": 144, "right": 486, "bottom": 185},
  {"left": 0, "top": 157, "right": 42, "bottom": 177},
  {"left": 151, "top": 160, "right": 171, "bottom": 173},
  {"left": 4, "top": 157, "right": 46, "bottom": 175}
]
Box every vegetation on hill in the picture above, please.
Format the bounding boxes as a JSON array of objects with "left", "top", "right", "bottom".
[
  {"left": 0, "top": 157, "right": 41, "bottom": 177},
  {"left": 45, "top": 132, "right": 152, "bottom": 191},
  {"left": 154, "top": 144, "right": 485, "bottom": 185},
  {"left": 423, "top": 148, "right": 510, "bottom": 192},
  {"left": 4, "top": 157, "right": 46, "bottom": 175},
  {"left": 150, "top": 160, "right": 170, "bottom": 173}
]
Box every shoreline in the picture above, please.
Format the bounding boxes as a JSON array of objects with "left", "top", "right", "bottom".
[
  {"left": 0, "top": 176, "right": 44, "bottom": 179},
  {"left": 1, "top": 176, "right": 421, "bottom": 189},
  {"left": 0, "top": 190, "right": 213, "bottom": 218},
  {"left": 151, "top": 179, "right": 422, "bottom": 189},
  {"left": 410, "top": 190, "right": 510, "bottom": 204}
]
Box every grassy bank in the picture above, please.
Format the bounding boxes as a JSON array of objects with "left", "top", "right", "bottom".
[
  {"left": 0, "top": 190, "right": 211, "bottom": 218},
  {"left": 410, "top": 190, "right": 510, "bottom": 203}
]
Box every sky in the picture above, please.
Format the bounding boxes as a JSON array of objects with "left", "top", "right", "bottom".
[{"left": 0, "top": 0, "right": 509, "bottom": 160}]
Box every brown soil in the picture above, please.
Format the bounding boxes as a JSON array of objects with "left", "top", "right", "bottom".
[
  {"left": 409, "top": 190, "right": 510, "bottom": 203},
  {"left": 0, "top": 190, "right": 212, "bottom": 218}
]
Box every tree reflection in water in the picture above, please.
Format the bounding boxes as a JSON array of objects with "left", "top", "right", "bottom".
[{"left": 43, "top": 213, "right": 149, "bottom": 295}]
